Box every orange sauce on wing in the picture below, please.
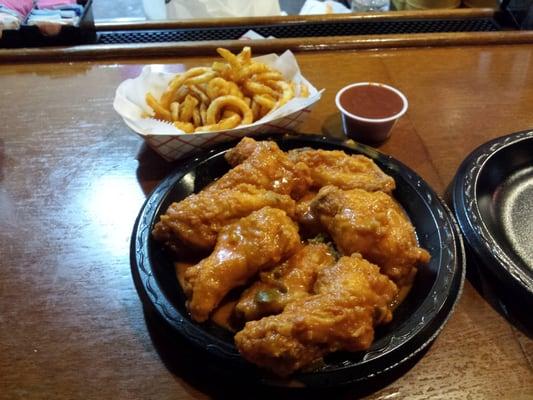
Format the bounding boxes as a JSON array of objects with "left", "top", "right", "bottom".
[
  {"left": 175, "top": 262, "right": 193, "bottom": 289},
  {"left": 175, "top": 262, "right": 238, "bottom": 331},
  {"left": 211, "top": 301, "right": 238, "bottom": 332}
]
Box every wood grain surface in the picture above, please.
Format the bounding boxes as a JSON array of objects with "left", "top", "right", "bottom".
[
  {"left": 3, "top": 31, "right": 533, "bottom": 63},
  {"left": 0, "top": 44, "right": 532, "bottom": 400}
]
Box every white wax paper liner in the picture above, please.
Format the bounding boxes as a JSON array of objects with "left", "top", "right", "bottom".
[
  {"left": 123, "top": 100, "right": 319, "bottom": 161},
  {"left": 113, "top": 50, "right": 323, "bottom": 161}
]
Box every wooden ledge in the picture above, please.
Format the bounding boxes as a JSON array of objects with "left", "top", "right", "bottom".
[{"left": 1, "top": 31, "right": 533, "bottom": 63}]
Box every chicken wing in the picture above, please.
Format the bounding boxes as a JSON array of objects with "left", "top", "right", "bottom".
[
  {"left": 235, "top": 243, "right": 335, "bottom": 322},
  {"left": 311, "top": 186, "right": 430, "bottom": 287},
  {"left": 292, "top": 190, "right": 323, "bottom": 238},
  {"left": 288, "top": 148, "right": 395, "bottom": 193},
  {"left": 225, "top": 136, "right": 259, "bottom": 166},
  {"left": 184, "top": 207, "right": 301, "bottom": 322},
  {"left": 235, "top": 254, "right": 398, "bottom": 376},
  {"left": 152, "top": 184, "right": 296, "bottom": 252},
  {"left": 211, "top": 137, "right": 311, "bottom": 199}
]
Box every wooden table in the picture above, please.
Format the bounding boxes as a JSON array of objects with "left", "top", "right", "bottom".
[{"left": 0, "top": 44, "right": 532, "bottom": 399}]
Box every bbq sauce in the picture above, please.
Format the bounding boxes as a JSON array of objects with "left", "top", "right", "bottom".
[{"left": 340, "top": 84, "right": 404, "bottom": 119}]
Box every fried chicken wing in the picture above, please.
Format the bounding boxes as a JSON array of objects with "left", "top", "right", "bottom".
[
  {"left": 150, "top": 138, "right": 430, "bottom": 376},
  {"left": 235, "top": 243, "right": 335, "bottom": 322},
  {"left": 311, "top": 186, "right": 430, "bottom": 287},
  {"left": 235, "top": 254, "right": 398, "bottom": 376},
  {"left": 225, "top": 136, "right": 259, "bottom": 166},
  {"left": 152, "top": 184, "right": 296, "bottom": 252},
  {"left": 184, "top": 207, "right": 301, "bottom": 322},
  {"left": 211, "top": 137, "right": 311, "bottom": 199},
  {"left": 288, "top": 148, "right": 395, "bottom": 193},
  {"left": 294, "top": 190, "right": 324, "bottom": 238}
]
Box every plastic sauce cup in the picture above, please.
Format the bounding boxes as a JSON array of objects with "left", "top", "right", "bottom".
[{"left": 335, "top": 82, "right": 408, "bottom": 143}]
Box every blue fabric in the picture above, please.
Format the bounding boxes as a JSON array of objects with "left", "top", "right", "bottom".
[
  {"left": 27, "top": 3, "right": 84, "bottom": 25},
  {"left": 0, "top": 10, "right": 21, "bottom": 32},
  {"left": 31, "top": 9, "right": 62, "bottom": 16},
  {"left": 35, "top": 3, "right": 84, "bottom": 16},
  {"left": 59, "top": 10, "right": 76, "bottom": 18},
  {"left": 27, "top": 9, "right": 81, "bottom": 25},
  {"left": 0, "top": 5, "right": 20, "bottom": 19},
  {"left": 49, "top": 4, "right": 84, "bottom": 16}
]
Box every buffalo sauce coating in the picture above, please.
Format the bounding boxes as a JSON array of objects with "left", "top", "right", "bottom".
[{"left": 340, "top": 84, "right": 403, "bottom": 119}]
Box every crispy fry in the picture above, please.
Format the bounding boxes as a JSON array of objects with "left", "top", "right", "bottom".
[
  {"left": 237, "top": 46, "right": 252, "bottom": 64},
  {"left": 195, "top": 113, "right": 242, "bottom": 132},
  {"left": 222, "top": 109, "right": 238, "bottom": 118},
  {"left": 206, "top": 95, "right": 253, "bottom": 126},
  {"left": 217, "top": 48, "right": 241, "bottom": 71},
  {"left": 146, "top": 93, "right": 172, "bottom": 121},
  {"left": 170, "top": 102, "right": 180, "bottom": 121},
  {"left": 175, "top": 85, "right": 190, "bottom": 104},
  {"left": 228, "top": 82, "right": 244, "bottom": 98},
  {"left": 145, "top": 47, "right": 308, "bottom": 133},
  {"left": 200, "top": 102, "right": 208, "bottom": 125},
  {"left": 244, "top": 81, "right": 280, "bottom": 99},
  {"left": 259, "top": 105, "right": 270, "bottom": 119},
  {"left": 159, "top": 73, "right": 181, "bottom": 107},
  {"left": 263, "top": 80, "right": 281, "bottom": 90},
  {"left": 189, "top": 84, "right": 210, "bottom": 104},
  {"left": 185, "top": 70, "right": 217, "bottom": 86},
  {"left": 160, "top": 67, "right": 209, "bottom": 109},
  {"left": 207, "top": 77, "right": 231, "bottom": 100},
  {"left": 212, "top": 61, "right": 234, "bottom": 81},
  {"left": 253, "top": 71, "right": 284, "bottom": 82},
  {"left": 211, "top": 61, "right": 228, "bottom": 72},
  {"left": 254, "top": 94, "right": 276, "bottom": 110},
  {"left": 173, "top": 121, "right": 195, "bottom": 133},
  {"left": 241, "top": 63, "right": 272, "bottom": 80},
  {"left": 193, "top": 107, "right": 202, "bottom": 126},
  {"left": 251, "top": 100, "right": 261, "bottom": 121},
  {"left": 180, "top": 95, "right": 199, "bottom": 123}
]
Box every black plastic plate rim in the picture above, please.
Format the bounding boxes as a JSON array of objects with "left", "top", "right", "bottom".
[{"left": 452, "top": 129, "right": 533, "bottom": 297}]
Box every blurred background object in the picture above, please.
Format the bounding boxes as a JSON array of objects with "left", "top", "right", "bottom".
[
  {"left": 300, "top": 0, "right": 351, "bottom": 14},
  {"left": 391, "top": 0, "right": 406, "bottom": 9},
  {"left": 93, "top": 0, "right": 144, "bottom": 20},
  {"left": 92, "top": 0, "right": 355, "bottom": 21},
  {"left": 406, "top": 0, "right": 460, "bottom": 10},
  {"left": 462, "top": 0, "right": 499, "bottom": 7},
  {"left": 351, "top": 0, "right": 390, "bottom": 11},
  {"left": 165, "top": 0, "right": 282, "bottom": 20},
  {"left": 0, "top": 0, "right": 33, "bottom": 19},
  {"left": 91, "top": 0, "right": 520, "bottom": 21},
  {"left": 502, "top": 0, "right": 533, "bottom": 28}
]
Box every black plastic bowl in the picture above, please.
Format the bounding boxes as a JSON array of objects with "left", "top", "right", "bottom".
[
  {"left": 452, "top": 130, "right": 533, "bottom": 305},
  {"left": 130, "top": 134, "right": 465, "bottom": 387}
]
